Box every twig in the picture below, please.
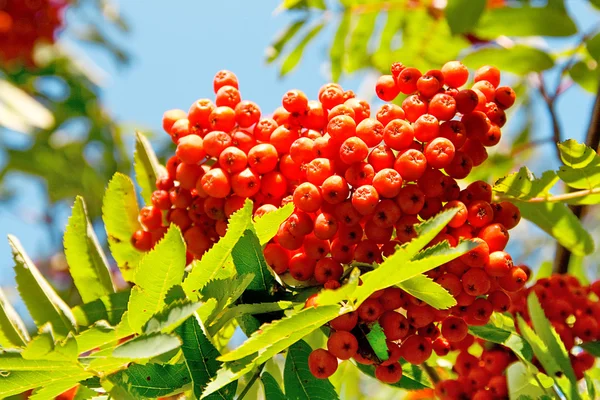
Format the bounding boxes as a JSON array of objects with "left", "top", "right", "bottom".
[
  {"left": 497, "top": 187, "right": 600, "bottom": 204},
  {"left": 537, "top": 74, "right": 562, "bottom": 159},
  {"left": 553, "top": 82, "right": 600, "bottom": 274},
  {"left": 421, "top": 363, "right": 440, "bottom": 384},
  {"left": 238, "top": 363, "right": 265, "bottom": 400},
  {"left": 509, "top": 137, "right": 554, "bottom": 157}
]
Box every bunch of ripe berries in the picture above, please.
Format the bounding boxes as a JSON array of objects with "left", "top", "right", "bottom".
[
  {"left": 0, "top": 0, "right": 67, "bottom": 65},
  {"left": 130, "top": 60, "right": 526, "bottom": 387}
]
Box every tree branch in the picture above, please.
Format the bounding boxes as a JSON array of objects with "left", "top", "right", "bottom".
[
  {"left": 421, "top": 363, "right": 440, "bottom": 385},
  {"left": 553, "top": 83, "right": 600, "bottom": 274},
  {"left": 538, "top": 74, "right": 562, "bottom": 160}
]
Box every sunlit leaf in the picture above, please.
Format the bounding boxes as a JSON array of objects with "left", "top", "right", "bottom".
[
  {"left": 462, "top": 45, "right": 554, "bottom": 75},
  {"left": 474, "top": 6, "right": 577, "bottom": 38},
  {"left": 0, "top": 288, "right": 29, "bottom": 348},
  {"left": 469, "top": 324, "right": 532, "bottom": 361},
  {"left": 365, "top": 323, "right": 388, "bottom": 361},
  {"left": 280, "top": 22, "right": 325, "bottom": 77},
  {"left": 330, "top": 11, "right": 351, "bottom": 81},
  {"left": 266, "top": 19, "right": 307, "bottom": 63},
  {"left": 253, "top": 202, "right": 294, "bottom": 245},
  {"left": 134, "top": 131, "right": 166, "bottom": 205},
  {"left": 557, "top": 139, "right": 600, "bottom": 190},
  {"left": 112, "top": 333, "right": 181, "bottom": 360},
  {"left": 398, "top": 273, "right": 456, "bottom": 310},
  {"left": 568, "top": 60, "right": 599, "bottom": 93}
]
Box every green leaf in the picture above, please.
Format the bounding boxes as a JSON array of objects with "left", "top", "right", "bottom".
[
  {"left": 557, "top": 139, "right": 600, "bottom": 190},
  {"left": 208, "top": 301, "right": 294, "bottom": 336},
  {"left": 21, "top": 328, "right": 78, "bottom": 361},
  {"left": 330, "top": 11, "right": 351, "bottom": 82},
  {"left": 355, "top": 362, "right": 432, "bottom": 390},
  {"left": 201, "top": 356, "right": 254, "bottom": 399},
  {"left": 201, "top": 274, "right": 255, "bottom": 325},
  {"left": 102, "top": 172, "right": 143, "bottom": 282},
  {"left": 283, "top": 340, "right": 339, "bottom": 400},
  {"left": 586, "top": 31, "right": 600, "bottom": 62},
  {"left": 592, "top": 0, "right": 600, "bottom": 10},
  {"left": 218, "top": 305, "right": 342, "bottom": 363},
  {"left": 109, "top": 363, "right": 190, "bottom": 398},
  {"left": 64, "top": 196, "right": 115, "bottom": 303},
  {"left": 231, "top": 229, "right": 275, "bottom": 293},
  {"left": 469, "top": 324, "right": 533, "bottom": 361},
  {"left": 143, "top": 300, "right": 203, "bottom": 334},
  {"left": 74, "top": 320, "right": 133, "bottom": 354},
  {"left": 314, "top": 267, "right": 360, "bottom": 306},
  {"left": 134, "top": 131, "right": 166, "bottom": 205},
  {"left": 527, "top": 293, "right": 578, "bottom": 384},
  {"left": 580, "top": 341, "right": 600, "bottom": 357},
  {"left": 72, "top": 290, "right": 130, "bottom": 328},
  {"left": 515, "top": 201, "right": 594, "bottom": 256},
  {"left": 474, "top": 6, "right": 577, "bottom": 38},
  {"left": 366, "top": 323, "right": 388, "bottom": 361},
  {"left": 9, "top": 235, "right": 77, "bottom": 337},
  {"left": 507, "top": 361, "right": 551, "bottom": 400},
  {"left": 127, "top": 225, "right": 186, "bottom": 333},
  {"left": 535, "top": 261, "right": 553, "bottom": 280},
  {"left": 182, "top": 200, "right": 253, "bottom": 299},
  {"left": 266, "top": 19, "right": 307, "bottom": 64},
  {"left": 261, "top": 371, "right": 286, "bottom": 400},
  {"left": 445, "top": 0, "right": 486, "bottom": 35},
  {"left": 516, "top": 315, "right": 561, "bottom": 379},
  {"left": 398, "top": 273, "right": 456, "bottom": 310},
  {"left": 280, "top": 22, "right": 325, "bottom": 77},
  {"left": 0, "top": 353, "right": 79, "bottom": 370},
  {"left": 253, "top": 202, "right": 294, "bottom": 245},
  {"left": 346, "top": 11, "right": 378, "bottom": 73},
  {"left": 29, "top": 380, "right": 80, "bottom": 400},
  {"left": 0, "top": 369, "right": 92, "bottom": 398},
  {"left": 462, "top": 45, "right": 554, "bottom": 75},
  {"left": 585, "top": 372, "right": 597, "bottom": 399},
  {"left": 493, "top": 167, "right": 559, "bottom": 201},
  {"left": 568, "top": 60, "right": 599, "bottom": 94},
  {"left": 0, "top": 287, "right": 29, "bottom": 348},
  {"left": 176, "top": 315, "right": 237, "bottom": 399},
  {"left": 113, "top": 333, "right": 181, "bottom": 360}
]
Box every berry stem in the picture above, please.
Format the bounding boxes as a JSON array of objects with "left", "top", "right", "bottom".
[
  {"left": 421, "top": 363, "right": 440, "bottom": 384},
  {"left": 553, "top": 81, "right": 600, "bottom": 274}
]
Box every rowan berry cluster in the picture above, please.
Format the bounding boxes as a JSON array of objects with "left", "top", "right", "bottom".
[
  {"left": 434, "top": 344, "right": 514, "bottom": 400},
  {"left": 510, "top": 274, "right": 600, "bottom": 381},
  {"left": 0, "top": 0, "right": 67, "bottom": 65},
  {"left": 129, "top": 60, "right": 522, "bottom": 387}
]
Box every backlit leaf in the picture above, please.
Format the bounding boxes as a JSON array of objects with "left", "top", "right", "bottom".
[
  {"left": 398, "top": 274, "right": 456, "bottom": 310},
  {"left": 232, "top": 229, "right": 275, "bottom": 293},
  {"left": 462, "top": 45, "right": 554, "bottom": 75},
  {"left": 0, "top": 288, "right": 29, "bottom": 348},
  {"left": 112, "top": 333, "right": 181, "bottom": 360},
  {"left": 134, "top": 131, "right": 166, "bottom": 205},
  {"left": 474, "top": 6, "right": 577, "bottom": 38},
  {"left": 253, "top": 202, "right": 294, "bottom": 245},
  {"left": 280, "top": 23, "right": 325, "bottom": 77},
  {"left": 445, "top": 0, "right": 486, "bottom": 35},
  {"left": 557, "top": 139, "right": 600, "bottom": 190}
]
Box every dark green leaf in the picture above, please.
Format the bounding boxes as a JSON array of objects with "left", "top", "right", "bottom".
[
  {"left": 356, "top": 362, "right": 432, "bottom": 390},
  {"left": 283, "top": 340, "right": 339, "bottom": 400},
  {"left": 469, "top": 324, "right": 532, "bottom": 361},
  {"left": 143, "top": 300, "right": 203, "bottom": 334},
  {"left": 330, "top": 11, "right": 351, "bottom": 81},
  {"left": 176, "top": 316, "right": 237, "bottom": 399},
  {"left": 280, "top": 23, "right": 325, "bottom": 77},
  {"left": 445, "top": 0, "right": 486, "bottom": 35},
  {"left": 232, "top": 229, "right": 275, "bottom": 293},
  {"left": 569, "top": 60, "right": 599, "bottom": 93},
  {"left": 10, "top": 235, "right": 77, "bottom": 338},
  {"left": 580, "top": 341, "right": 600, "bottom": 357},
  {"left": 366, "top": 323, "right": 388, "bottom": 361},
  {"left": 266, "top": 19, "right": 307, "bottom": 64},
  {"left": 109, "top": 363, "right": 190, "bottom": 398},
  {"left": 64, "top": 196, "right": 115, "bottom": 303},
  {"left": 102, "top": 172, "right": 143, "bottom": 282},
  {"left": 462, "top": 45, "right": 554, "bottom": 75},
  {"left": 586, "top": 32, "right": 600, "bottom": 62},
  {"left": 261, "top": 371, "right": 286, "bottom": 400},
  {"left": 474, "top": 6, "right": 577, "bottom": 38}
]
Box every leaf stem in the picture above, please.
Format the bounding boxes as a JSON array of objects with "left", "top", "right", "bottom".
[
  {"left": 238, "top": 363, "right": 265, "bottom": 400},
  {"left": 498, "top": 187, "right": 600, "bottom": 204},
  {"left": 421, "top": 363, "right": 440, "bottom": 384},
  {"left": 537, "top": 74, "right": 562, "bottom": 160}
]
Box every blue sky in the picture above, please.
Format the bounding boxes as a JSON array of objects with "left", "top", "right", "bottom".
[{"left": 1, "top": 0, "right": 599, "bottom": 291}]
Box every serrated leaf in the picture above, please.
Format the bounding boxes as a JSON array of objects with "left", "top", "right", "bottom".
[
  {"left": 182, "top": 200, "right": 253, "bottom": 299},
  {"left": 283, "top": 340, "right": 339, "bottom": 400},
  {"left": 469, "top": 324, "right": 533, "bottom": 361},
  {"left": 557, "top": 139, "right": 600, "bottom": 190},
  {"left": 201, "top": 355, "right": 254, "bottom": 399},
  {"left": 232, "top": 229, "right": 275, "bottom": 293},
  {"left": 10, "top": 235, "right": 77, "bottom": 338},
  {"left": 527, "top": 293, "right": 578, "bottom": 384},
  {"left": 398, "top": 274, "right": 456, "bottom": 310},
  {"left": 515, "top": 201, "right": 594, "bottom": 256},
  {"left": 330, "top": 11, "right": 351, "bottom": 82},
  {"left": 507, "top": 361, "right": 551, "bottom": 400},
  {"left": 22, "top": 328, "right": 78, "bottom": 361},
  {"left": 102, "top": 172, "right": 143, "bottom": 282},
  {"left": 30, "top": 380, "right": 80, "bottom": 400},
  {"left": 516, "top": 315, "right": 562, "bottom": 379},
  {"left": 0, "top": 287, "right": 29, "bottom": 348},
  {"left": 72, "top": 290, "right": 130, "bottom": 328},
  {"left": 64, "top": 196, "right": 115, "bottom": 303},
  {"left": 74, "top": 320, "right": 133, "bottom": 354},
  {"left": 0, "top": 369, "right": 92, "bottom": 398},
  {"left": 474, "top": 6, "right": 577, "bottom": 38},
  {"left": 314, "top": 268, "right": 360, "bottom": 306},
  {"left": 355, "top": 362, "right": 432, "bottom": 390},
  {"left": 462, "top": 45, "right": 554, "bottom": 75},
  {"left": 580, "top": 341, "right": 600, "bottom": 357},
  {"left": 0, "top": 353, "right": 79, "bottom": 370},
  {"left": 127, "top": 225, "right": 186, "bottom": 333},
  {"left": 535, "top": 261, "right": 553, "bottom": 280},
  {"left": 176, "top": 315, "right": 237, "bottom": 399},
  {"left": 253, "top": 202, "right": 294, "bottom": 245},
  {"left": 108, "top": 363, "right": 190, "bottom": 398},
  {"left": 261, "top": 371, "right": 285, "bottom": 400},
  {"left": 280, "top": 22, "right": 324, "bottom": 77},
  {"left": 113, "top": 333, "right": 181, "bottom": 360},
  {"left": 218, "top": 305, "right": 342, "bottom": 363},
  {"left": 366, "top": 323, "right": 388, "bottom": 361},
  {"left": 208, "top": 301, "right": 294, "bottom": 336},
  {"left": 143, "top": 300, "right": 203, "bottom": 334},
  {"left": 134, "top": 131, "right": 166, "bottom": 205},
  {"left": 266, "top": 19, "right": 307, "bottom": 64},
  {"left": 445, "top": 0, "right": 486, "bottom": 35}
]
